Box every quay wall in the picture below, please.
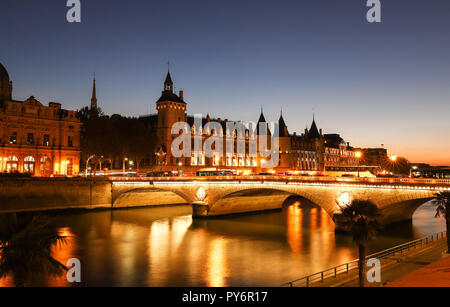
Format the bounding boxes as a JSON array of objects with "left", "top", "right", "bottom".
[{"left": 0, "top": 178, "right": 112, "bottom": 213}]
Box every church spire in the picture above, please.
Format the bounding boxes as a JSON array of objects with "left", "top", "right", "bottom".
[
  {"left": 164, "top": 62, "right": 173, "bottom": 93},
  {"left": 278, "top": 108, "right": 288, "bottom": 137},
  {"left": 90, "top": 74, "right": 97, "bottom": 110},
  {"left": 309, "top": 115, "right": 320, "bottom": 139}
]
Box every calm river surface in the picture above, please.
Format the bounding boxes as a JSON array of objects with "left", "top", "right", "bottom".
[{"left": 0, "top": 200, "right": 445, "bottom": 287}]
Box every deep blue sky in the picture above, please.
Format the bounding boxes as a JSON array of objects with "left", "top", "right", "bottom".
[{"left": 1, "top": 0, "right": 449, "bottom": 164}]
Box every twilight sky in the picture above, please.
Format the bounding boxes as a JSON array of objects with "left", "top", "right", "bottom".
[{"left": 1, "top": 0, "right": 449, "bottom": 165}]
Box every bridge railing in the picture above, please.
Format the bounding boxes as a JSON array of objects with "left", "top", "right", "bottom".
[
  {"left": 281, "top": 231, "right": 447, "bottom": 287},
  {"left": 108, "top": 175, "right": 450, "bottom": 186}
]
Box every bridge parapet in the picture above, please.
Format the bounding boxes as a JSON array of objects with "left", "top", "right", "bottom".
[
  {"left": 108, "top": 175, "right": 450, "bottom": 186},
  {"left": 109, "top": 176, "right": 449, "bottom": 228}
]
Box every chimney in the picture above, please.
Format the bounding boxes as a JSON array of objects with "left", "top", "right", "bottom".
[{"left": 179, "top": 90, "right": 184, "bottom": 100}]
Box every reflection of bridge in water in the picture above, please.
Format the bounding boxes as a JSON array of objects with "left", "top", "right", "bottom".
[{"left": 110, "top": 176, "right": 450, "bottom": 230}]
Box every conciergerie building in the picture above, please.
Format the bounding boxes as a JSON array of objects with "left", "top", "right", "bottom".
[
  {"left": 0, "top": 63, "right": 81, "bottom": 176},
  {"left": 139, "top": 71, "right": 360, "bottom": 174}
]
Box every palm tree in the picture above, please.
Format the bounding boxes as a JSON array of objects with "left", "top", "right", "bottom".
[
  {"left": 0, "top": 213, "right": 68, "bottom": 286},
  {"left": 340, "top": 200, "right": 381, "bottom": 287},
  {"left": 432, "top": 191, "right": 450, "bottom": 254}
]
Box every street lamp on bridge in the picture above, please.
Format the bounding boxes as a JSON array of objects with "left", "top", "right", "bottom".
[
  {"left": 355, "top": 151, "right": 362, "bottom": 178},
  {"left": 123, "top": 157, "right": 128, "bottom": 174}
]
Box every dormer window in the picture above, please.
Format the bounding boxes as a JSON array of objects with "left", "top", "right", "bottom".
[
  {"left": 27, "top": 133, "right": 34, "bottom": 145},
  {"left": 9, "top": 132, "right": 17, "bottom": 144},
  {"left": 43, "top": 134, "right": 50, "bottom": 146}
]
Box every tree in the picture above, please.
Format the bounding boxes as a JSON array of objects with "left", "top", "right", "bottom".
[
  {"left": 77, "top": 112, "right": 157, "bottom": 172},
  {"left": 340, "top": 200, "right": 381, "bottom": 287},
  {"left": 0, "top": 214, "right": 68, "bottom": 286},
  {"left": 432, "top": 191, "right": 450, "bottom": 254}
]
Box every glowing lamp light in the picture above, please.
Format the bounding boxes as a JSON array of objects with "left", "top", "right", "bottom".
[
  {"left": 355, "top": 151, "right": 362, "bottom": 158},
  {"left": 337, "top": 192, "right": 352, "bottom": 208},
  {"left": 196, "top": 187, "right": 207, "bottom": 201},
  {"left": 390, "top": 155, "right": 397, "bottom": 162}
]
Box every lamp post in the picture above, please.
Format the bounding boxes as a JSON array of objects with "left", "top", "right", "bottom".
[
  {"left": 86, "top": 154, "right": 95, "bottom": 176},
  {"left": 178, "top": 162, "right": 183, "bottom": 176},
  {"left": 123, "top": 157, "right": 128, "bottom": 174},
  {"left": 410, "top": 166, "right": 418, "bottom": 178},
  {"left": 355, "top": 151, "right": 362, "bottom": 178},
  {"left": 389, "top": 155, "right": 398, "bottom": 175}
]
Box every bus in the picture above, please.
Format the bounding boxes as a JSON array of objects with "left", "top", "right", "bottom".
[{"left": 196, "top": 170, "right": 235, "bottom": 177}]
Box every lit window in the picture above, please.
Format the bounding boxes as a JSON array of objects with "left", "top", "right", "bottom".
[
  {"left": 9, "top": 132, "right": 17, "bottom": 144},
  {"left": 43, "top": 134, "right": 50, "bottom": 146}
]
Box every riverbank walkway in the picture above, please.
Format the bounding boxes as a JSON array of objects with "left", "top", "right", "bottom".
[
  {"left": 331, "top": 239, "right": 448, "bottom": 287},
  {"left": 385, "top": 250, "right": 450, "bottom": 287},
  {"left": 283, "top": 232, "right": 448, "bottom": 287}
]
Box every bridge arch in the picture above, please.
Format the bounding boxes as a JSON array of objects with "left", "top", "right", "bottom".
[
  {"left": 112, "top": 187, "right": 191, "bottom": 209},
  {"left": 377, "top": 196, "right": 434, "bottom": 225},
  {"left": 109, "top": 179, "right": 447, "bottom": 230},
  {"left": 206, "top": 187, "right": 335, "bottom": 218}
]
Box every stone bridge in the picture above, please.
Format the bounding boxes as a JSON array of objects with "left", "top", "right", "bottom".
[{"left": 110, "top": 176, "right": 450, "bottom": 230}]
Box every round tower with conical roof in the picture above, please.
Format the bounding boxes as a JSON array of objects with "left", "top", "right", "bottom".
[{"left": 155, "top": 70, "right": 187, "bottom": 167}]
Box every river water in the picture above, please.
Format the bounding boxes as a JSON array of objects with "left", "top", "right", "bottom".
[{"left": 0, "top": 200, "right": 445, "bottom": 287}]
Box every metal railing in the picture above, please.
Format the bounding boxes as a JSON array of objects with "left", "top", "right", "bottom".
[
  {"left": 282, "top": 231, "right": 447, "bottom": 287},
  {"left": 108, "top": 175, "right": 450, "bottom": 186}
]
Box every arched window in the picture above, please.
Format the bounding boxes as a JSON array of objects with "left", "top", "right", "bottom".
[
  {"left": 40, "top": 156, "right": 52, "bottom": 177},
  {"left": 6, "top": 156, "right": 19, "bottom": 173}
]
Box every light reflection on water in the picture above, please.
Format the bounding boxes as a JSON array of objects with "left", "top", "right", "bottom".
[{"left": 0, "top": 200, "right": 445, "bottom": 287}]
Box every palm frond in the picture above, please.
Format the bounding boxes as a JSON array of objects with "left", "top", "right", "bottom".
[
  {"left": 0, "top": 213, "right": 70, "bottom": 286},
  {"left": 340, "top": 200, "right": 382, "bottom": 246}
]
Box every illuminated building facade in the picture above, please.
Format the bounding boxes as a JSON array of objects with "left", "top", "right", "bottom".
[
  {"left": 323, "top": 134, "right": 359, "bottom": 170},
  {"left": 141, "top": 72, "right": 330, "bottom": 173},
  {"left": 0, "top": 63, "right": 81, "bottom": 176}
]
